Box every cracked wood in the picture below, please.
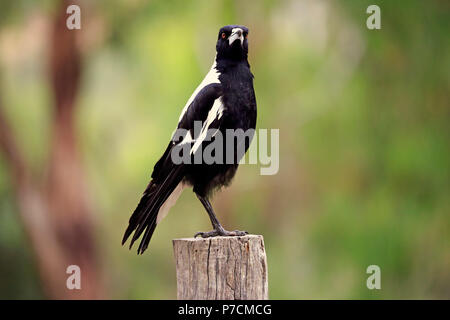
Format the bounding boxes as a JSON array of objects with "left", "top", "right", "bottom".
[{"left": 173, "top": 235, "right": 268, "bottom": 300}]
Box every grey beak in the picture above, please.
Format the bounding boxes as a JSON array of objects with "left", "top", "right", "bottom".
[{"left": 228, "top": 29, "right": 244, "bottom": 46}]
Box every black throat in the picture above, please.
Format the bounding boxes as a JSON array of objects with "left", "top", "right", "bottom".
[
  {"left": 215, "top": 58, "right": 253, "bottom": 84},
  {"left": 214, "top": 57, "right": 256, "bottom": 132}
]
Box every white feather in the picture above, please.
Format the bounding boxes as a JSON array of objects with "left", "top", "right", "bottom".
[
  {"left": 191, "top": 97, "right": 224, "bottom": 154},
  {"left": 156, "top": 182, "right": 185, "bottom": 224},
  {"left": 178, "top": 58, "right": 221, "bottom": 123}
]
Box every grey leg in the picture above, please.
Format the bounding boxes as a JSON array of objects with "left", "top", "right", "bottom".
[{"left": 194, "top": 194, "right": 248, "bottom": 238}]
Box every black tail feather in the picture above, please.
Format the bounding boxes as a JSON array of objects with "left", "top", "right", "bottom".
[
  {"left": 121, "top": 182, "right": 156, "bottom": 245},
  {"left": 122, "top": 166, "right": 183, "bottom": 254}
]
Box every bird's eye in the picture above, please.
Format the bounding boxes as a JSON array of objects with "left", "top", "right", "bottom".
[{"left": 221, "top": 32, "right": 226, "bottom": 39}]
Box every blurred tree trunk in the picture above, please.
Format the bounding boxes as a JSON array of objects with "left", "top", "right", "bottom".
[{"left": 0, "top": 0, "right": 104, "bottom": 299}]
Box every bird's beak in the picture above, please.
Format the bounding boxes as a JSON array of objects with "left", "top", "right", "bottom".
[{"left": 228, "top": 29, "right": 244, "bottom": 46}]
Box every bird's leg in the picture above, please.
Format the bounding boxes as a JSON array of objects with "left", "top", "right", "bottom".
[{"left": 194, "top": 194, "right": 248, "bottom": 238}]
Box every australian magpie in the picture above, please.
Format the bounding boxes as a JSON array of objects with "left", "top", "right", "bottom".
[{"left": 122, "top": 25, "right": 257, "bottom": 254}]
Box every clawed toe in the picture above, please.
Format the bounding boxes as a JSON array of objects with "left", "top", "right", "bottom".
[
  {"left": 231, "top": 230, "right": 248, "bottom": 236},
  {"left": 194, "top": 230, "right": 219, "bottom": 238},
  {"left": 194, "top": 229, "right": 248, "bottom": 238}
]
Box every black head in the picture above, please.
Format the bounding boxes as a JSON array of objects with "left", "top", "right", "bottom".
[{"left": 216, "top": 25, "right": 249, "bottom": 61}]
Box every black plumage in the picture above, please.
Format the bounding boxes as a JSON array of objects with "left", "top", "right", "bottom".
[{"left": 122, "top": 25, "right": 257, "bottom": 254}]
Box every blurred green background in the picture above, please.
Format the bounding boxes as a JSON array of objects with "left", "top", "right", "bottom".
[{"left": 0, "top": 0, "right": 449, "bottom": 299}]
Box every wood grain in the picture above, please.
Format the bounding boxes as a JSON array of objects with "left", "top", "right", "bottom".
[{"left": 173, "top": 235, "right": 268, "bottom": 300}]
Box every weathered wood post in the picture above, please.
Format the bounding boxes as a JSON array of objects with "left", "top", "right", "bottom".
[{"left": 173, "top": 235, "right": 268, "bottom": 300}]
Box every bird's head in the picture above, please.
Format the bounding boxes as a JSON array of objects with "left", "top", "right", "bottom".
[{"left": 216, "top": 25, "right": 249, "bottom": 61}]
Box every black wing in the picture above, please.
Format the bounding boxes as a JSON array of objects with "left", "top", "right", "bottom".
[
  {"left": 152, "top": 83, "right": 223, "bottom": 181},
  {"left": 122, "top": 82, "right": 223, "bottom": 254}
]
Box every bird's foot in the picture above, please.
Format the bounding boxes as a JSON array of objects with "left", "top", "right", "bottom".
[{"left": 194, "top": 229, "right": 248, "bottom": 238}]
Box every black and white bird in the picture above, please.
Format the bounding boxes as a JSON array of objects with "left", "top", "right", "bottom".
[{"left": 122, "top": 25, "right": 257, "bottom": 254}]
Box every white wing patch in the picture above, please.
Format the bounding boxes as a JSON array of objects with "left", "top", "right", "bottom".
[
  {"left": 191, "top": 97, "right": 224, "bottom": 154},
  {"left": 178, "top": 58, "right": 221, "bottom": 122}
]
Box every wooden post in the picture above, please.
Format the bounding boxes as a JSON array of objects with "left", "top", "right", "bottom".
[{"left": 173, "top": 235, "right": 268, "bottom": 300}]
